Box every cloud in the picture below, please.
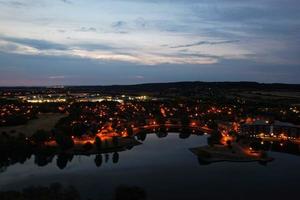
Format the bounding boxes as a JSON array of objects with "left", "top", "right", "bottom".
[
  {"left": 112, "top": 21, "right": 127, "bottom": 29},
  {"left": 170, "top": 40, "right": 240, "bottom": 48},
  {"left": 135, "top": 17, "right": 147, "bottom": 28},
  {"left": 74, "top": 43, "right": 115, "bottom": 51},
  {"left": 135, "top": 75, "right": 144, "bottom": 79},
  {"left": 60, "top": 0, "right": 72, "bottom": 4},
  {"left": 57, "top": 30, "right": 66, "bottom": 33},
  {"left": 48, "top": 75, "right": 65, "bottom": 79},
  {"left": 76, "top": 27, "right": 97, "bottom": 32},
  {"left": 0, "top": 36, "right": 67, "bottom": 50},
  {"left": 0, "top": 0, "right": 27, "bottom": 7},
  {"left": 0, "top": 38, "right": 219, "bottom": 65},
  {"left": 0, "top": 0, "right": 299, "bottom": 75}
]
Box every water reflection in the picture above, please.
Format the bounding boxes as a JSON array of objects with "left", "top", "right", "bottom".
[
  {"left": 0, "top": 182, "right": 147, "bottom": 200},
  {"left": 1, "top": 131, "right": 300, "bottom": 200},
  {"left": 1, "top": 129, "right": 300, "bottom": 172},
  {"left": 0, "top": 136, "right": 140, "bottom": 172}
]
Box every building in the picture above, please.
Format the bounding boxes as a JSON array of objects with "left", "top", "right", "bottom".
[{"left": 240, "top": 120, "right": 300, "bottom": 138}]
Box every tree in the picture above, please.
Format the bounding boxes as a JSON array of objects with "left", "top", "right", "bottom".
[
  {"left": 179, "top": 132, "right": 191, "bottom": 139},
  {"left": 72, "top": 123, "right": 86, "bottom": 137},
  {"left": 55, "top": 133, "right": 74, "bottom": 150},
  {"left": 207, "top": 130, "right": 222, "bottom": 146},
  {"left": 56, "top": 154, "right": 69, "bottom": 169},
  {"left": 180, "top": 114, "right": 190, "bottom": 127},
  {"left": 94, "top": 154, "right": 103, "bottom": 167},
  {"left": 137, "top": 133, "right": 147, "bottom": 141},
  {"left": 31, "top": 130, "right": 50, "bottom": 145},
  {"left": 83, "top": 142, "right": 93, "bottom": 151},
  {"left": 95, "top": 136, "right": 102, "bottom": 149},
  {"left": 228, "top": 130, "right": 236, "bottom": 136},
  {"left": 112, "top": 152, "right": 119, "bottom": 164},
  {"left": 112, "top": 136, "right": 119, "bottom": 146},
  {"left": 127, "top": 126, "right": 134, "bottom": 137},
  {"left": 105, "top": 154, "right": 109, "bottom": 163}
]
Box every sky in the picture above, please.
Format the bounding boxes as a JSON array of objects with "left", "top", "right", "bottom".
[{"left": 0, "top": 0, "right": 299, "bottom": 86}]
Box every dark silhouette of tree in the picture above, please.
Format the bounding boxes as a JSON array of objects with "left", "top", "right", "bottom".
[
  {"left": 31, "top": 130, "right": 49, "bottom": 145},
  {"left": 105, "top": 139, "right": 109, "bottom": 148},
  {"left": 156, "top": 131, "right": 167, "bottom": 138},
  {"left": 105, "top": 154, "right": 109, "bottom": 163},
  {"left": 83, "top": 142, "right": 93, "bottom": 151},
  {"left": 72, "top": 123, "right": 87, "bottom": 137},
  {"left": 159, "top": 124, "right": 167, "bottom": 134},
  {"left": 112, "top": 152, "right": 119, "bottom": 164},
  {"left": 179, "top": 132, "right": 191, "bottom": 139},
  {"left": 180, "top": 114, "right": 190, "bottom": 127},
  {"left": 34, "top": 152, "right": 54, "bottom": 167},
  {"left": 226, "top": 140, "right": 232, "bottom": 149},
  {"left": 95, "top": 154, "right": 103, "bottom": 167},
  {"left": 55, "top": 133, "right": 74, "bottom": 150},
  {"left": 127, "top": 145, "right": 133, "bottom": 150},
  {"left": 127, "top": 126, "right": 134, "bottom": 137},
  {"left": 207, "top": 130, "right": 222, "bottom": 146},
  {"left": 95, "top": 136, "right": 102, "bottom": 149},
  {"left": 228, "top": 130, "right": 236, "bottom": 136},
  {"left": 112, "top": 136, "right": 119, "bottom": 146},
  {"left": 137, "top": 133, "right": 147, "bottom": 141},
  {"left": 56, "top": 154, "right": 69, "bottom": 169}
]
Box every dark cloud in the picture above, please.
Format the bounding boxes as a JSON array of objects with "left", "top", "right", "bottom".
[
  {"left": 0, "top": 36, "right": 67, "bottom": 50},
  {"left": 170, "top": 40, "right": 240, "bottom": 48},
  {"left": 111, "top": 21, "right": 128, "bottom": 32},
  {"left": 112, "top": 21, "right": 127, "bottom": 28},
  {"left": 110, "top": 21, "right": 129, "bottom": 34}
]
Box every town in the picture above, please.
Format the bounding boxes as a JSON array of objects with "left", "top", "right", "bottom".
[{"left": 1, "top": 82, "right": 300, "bottom": 170}]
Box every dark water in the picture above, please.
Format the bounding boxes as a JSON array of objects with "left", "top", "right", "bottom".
[{"left": 1, "top": 133, "right": 300, "bottom": 200}]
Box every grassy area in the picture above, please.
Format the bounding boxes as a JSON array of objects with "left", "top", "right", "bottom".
[{"left": 0, "top": 113, "right": 67, "bottom": 137}]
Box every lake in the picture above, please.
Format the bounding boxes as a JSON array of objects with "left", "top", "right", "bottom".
[{"left": 1, "top": 133, "right": 300, "bottom": 200}]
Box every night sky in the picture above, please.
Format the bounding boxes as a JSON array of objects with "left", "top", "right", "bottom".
[{"left": 0, "top": 0, "right": 299, "bottom": 86}]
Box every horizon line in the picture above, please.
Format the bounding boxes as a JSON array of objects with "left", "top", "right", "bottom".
[{"left": 0, "top": 80, "right": 300, "bottom": 88}]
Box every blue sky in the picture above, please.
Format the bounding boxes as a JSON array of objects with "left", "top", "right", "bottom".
[{"left": 0, "top": 0, "right": 299, "bottom": 86}]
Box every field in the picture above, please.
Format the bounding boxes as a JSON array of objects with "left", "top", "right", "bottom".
[{"left": 0, "top": 113, "right": 67, "bottom": 137}]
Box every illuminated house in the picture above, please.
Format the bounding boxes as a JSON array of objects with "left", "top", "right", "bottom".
[{"left": 241, "top": 120, "right": 300, "bottom": 137}]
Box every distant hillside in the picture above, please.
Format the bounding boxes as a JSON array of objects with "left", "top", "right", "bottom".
[{"left": 1, "top": 81, "right": 300, "bottom": 94}]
